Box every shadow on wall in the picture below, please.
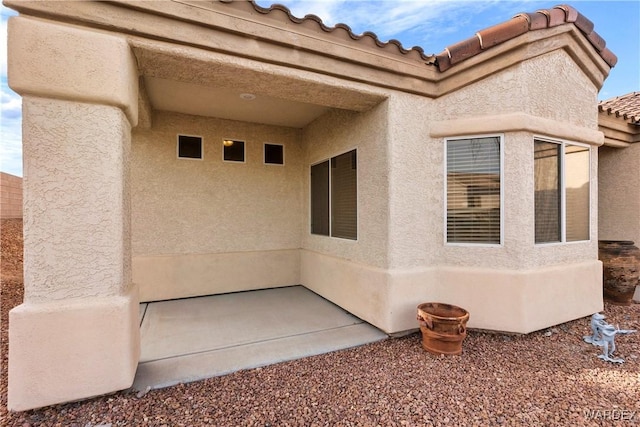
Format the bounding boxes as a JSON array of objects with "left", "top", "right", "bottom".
[{"left": 1, "top": 172, "right": 23, "bottom": 219}]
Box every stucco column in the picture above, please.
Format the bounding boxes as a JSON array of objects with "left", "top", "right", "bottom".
[{"left": 7, "top": 17, "right": 140, "bottom": 411}]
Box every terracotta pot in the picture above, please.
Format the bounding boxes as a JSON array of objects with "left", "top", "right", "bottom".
[
  {"left": 417, "top": 302, "right": 469, "bottom": 355},
  {"left": 599, "top": 240, "right": 640, "bottom": 306}
]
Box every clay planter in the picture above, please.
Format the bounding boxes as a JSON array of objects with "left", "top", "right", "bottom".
[
  {"left": 599, "top": 240, "right": 640, "bottom": 305},
  {"left": 417, "top": 302, "right": 469, "bottom": 355}
]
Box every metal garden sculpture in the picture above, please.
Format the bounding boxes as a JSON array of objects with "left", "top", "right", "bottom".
[
  {"left": 584, "top": 313, "right": 636, "bottom": 363},
  {"left": 583, "top": 313, "right": 636, "bottom": 363}
]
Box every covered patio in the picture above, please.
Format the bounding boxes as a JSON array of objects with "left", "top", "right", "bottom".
[
  {"left": 133, "top": 286, "right": 387, "bottom": 391},
  {"left": 6, "top": 0, "right": 616, "bottom": 411}
]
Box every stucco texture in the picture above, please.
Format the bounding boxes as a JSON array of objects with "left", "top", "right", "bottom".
[
  {"left": 436, "top": 50, "right": 598, "bottom": 128},
  {"left": 385, "top": 92, "right": 439, "bottom": 270},
  {"left": 301, "top": 104, "right": 391, "bottom": 269},
  {"left": 599, "top": 144, "right": 640, "bottom": 244},
  {"left": 131, "top": 112, "right": 306, "bottom": 300},
  {"left": 22, "top": 97, "right": 132, "bottom": 302},
  {"left": 131, "top": 111, "right": 303, "bottom": 255},
  {"left": 7, "top": 12, "right": 141, "bottom": 411},
  {"left": 428, "top": 50, "right": 599, "bottom": 270},
  {"left": 8, "top": 16, "right": 138, "bottom": 125}
]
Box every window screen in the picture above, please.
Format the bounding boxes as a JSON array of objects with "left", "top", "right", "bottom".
[
  {"left": 331, "top": 150, "right": 357, "bottom": 240},
  {"left": 311, "top": 161, "right": 329, "bottom": 236},
  {"left": 446, "top": 137, "right": 501, "bottom": 244},
  {"left": 534, "top": 141, "right": 561, "bottom": 243}
]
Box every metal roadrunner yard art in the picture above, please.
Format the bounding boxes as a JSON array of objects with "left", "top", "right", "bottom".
[{"left": 584, "top": 313, "right": 636, "bottom": 363}]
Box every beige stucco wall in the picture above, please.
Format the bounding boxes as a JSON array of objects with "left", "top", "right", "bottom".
[
  {"left": 7, "top": 17, "right": 140, "bottom": 411},
  {"left": 379, "top": 50, "right": 599, "bottom": 272},
  {"left": 22, "top": 97, "right": 133, "bottom": 301},
  {"left": 303, "top": 49, "right": 603, "bottom": 334},
  {"left": 431, "top": 50, "right": 599, "bottom": 269},
  {"left": 302, "top": 250, "right": 602, "bottom": 334},
  {"left": 131, "top": 111, "right": 304, "bottom": 301},
  {"left": 301, "top": 105, "right": 391, "bottom": 269},
  {"left": 133, "top": 48, "right": 604, "bottom": 334},
  {"left": 8, "top": 16, "right": 138, "bottom": 125},
  {"left": 598, "top": 137, "right": 640, "bottom": 303},
  {"left": 599, "top": 144, "right": 640, "bottom": 245}
]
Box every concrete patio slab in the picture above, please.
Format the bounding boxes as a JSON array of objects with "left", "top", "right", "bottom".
[{"left": 132, "top": 286, "right": 387, "bottom": 391}]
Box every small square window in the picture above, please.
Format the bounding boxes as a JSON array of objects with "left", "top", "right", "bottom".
[
  {"left": 264, "top": 143, "right": 284, "bottom": 165},
  {"left": 223, "top": 140, "right": 245, "bottom": 162},
  {"left": 177, "top": 135, "right": 203, "bottom": 160}
]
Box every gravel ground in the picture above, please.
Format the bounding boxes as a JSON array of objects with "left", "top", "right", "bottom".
[{"left": 1, "top": 218, "right": 639, "bottom": 426}]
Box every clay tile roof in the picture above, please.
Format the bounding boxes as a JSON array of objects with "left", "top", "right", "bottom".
[
  {"left": 599, "top": 92, "right": 640, "bottom": 124},
  {"left": 245, "top": 0, "right": 436, "bottom": 64},
  {"left": 238, "top": 2, "right": 615, "bottom": 73},
  {"left": 435, "top": 4, "right": 617, "bottom": 72}
]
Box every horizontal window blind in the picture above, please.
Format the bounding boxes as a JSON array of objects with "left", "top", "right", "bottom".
[
  {"left": 331, "top": 150, "right": 357, "bottom": 240},
  {"left": 311, "top": 161, "right": 329, "bottom": 236},
  {"left": 446, "top": 137, "right": 501, "bottom": 244},
  {"left": 534, "top": 141, "right": 561, "bottom": 243}
]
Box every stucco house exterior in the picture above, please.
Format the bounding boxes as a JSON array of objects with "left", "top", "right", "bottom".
[
  {"left": 5, "top": 0, "right": 617, "bottom": 410},
  {"left": 598, "top": 92, "right": 640, "bottom": 300}
]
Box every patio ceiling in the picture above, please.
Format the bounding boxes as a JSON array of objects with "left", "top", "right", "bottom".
[
  {"left": 134, "top": 42, "right": 388, "bottom": 129},
  {"left": 144, "top": 76, "right": 330, "bottom": 128}
]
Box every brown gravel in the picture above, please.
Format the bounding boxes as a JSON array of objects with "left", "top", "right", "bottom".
[{"left": 1, "top": 218, "right": 639, "bottom": 426}]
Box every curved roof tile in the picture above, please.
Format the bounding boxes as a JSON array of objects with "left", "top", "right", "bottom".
[
  {"left": 247, "top": 0, "right": 435, "bottom": 63},
  {"left": 239, "top": 2, "right": 616, "bottom": 73},
  {"left": 599, "top": 92, "right": 640, "bottom": 124},
  {"left": 436, "top": 4, "right": 617, "bottom": 72}
]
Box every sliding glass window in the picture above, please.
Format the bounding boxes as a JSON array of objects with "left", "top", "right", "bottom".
[
  {"left": 311, "top": 150, "right": 357, "bottom": 240},
  {"left": 534, "top": 139, "right": 589, "bottom": 244}
]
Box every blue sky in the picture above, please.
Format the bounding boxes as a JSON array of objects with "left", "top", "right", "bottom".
[{"left": 1, "top": 1, "right": 638, "bottom": 177}]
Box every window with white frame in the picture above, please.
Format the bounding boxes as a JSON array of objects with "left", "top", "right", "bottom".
[
  {"left": 311, "top": 149, "right": 357, "bottom": 240},
  {"left": 264, "top": 143, "right": 284, "bottom": 165},
  {"left": 534, "top": 138, "right": 590, "bottom": 243},
  {"left": 177, "top": 135, "right": 203, "bottom": 160},
  {"left": 446, "top": 136, "right": 502, "bottom": 244},
  {"left": 223, "top": 139, "right": 245, "bottom": 162}
]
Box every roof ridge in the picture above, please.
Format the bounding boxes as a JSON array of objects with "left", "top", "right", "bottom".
[
  {"left": 435, "top": 4, "right": 616, "bottom": 72},
  {"left": 224, "top": 2, "right": 616, "bottom": 74}
]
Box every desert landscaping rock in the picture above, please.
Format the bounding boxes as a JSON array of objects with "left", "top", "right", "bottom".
[{"left": 1, "top": 219, "right": 639, "bottom": 426}]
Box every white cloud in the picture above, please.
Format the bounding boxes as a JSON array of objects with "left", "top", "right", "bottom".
[
  {"left": 0, "top": 83, "right": 22, "bottom": 176},
  {"left": 1, "top": 6, "right": 21, "bottom": 176},
  {"left": 1, "top": 5, "right": 17, "bottom": 79}
]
